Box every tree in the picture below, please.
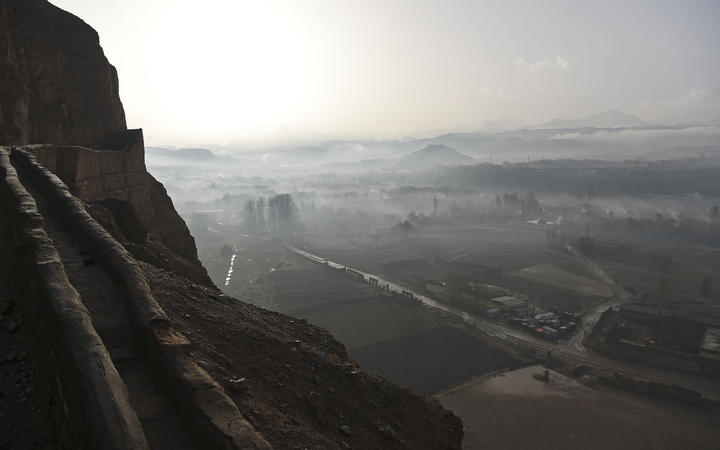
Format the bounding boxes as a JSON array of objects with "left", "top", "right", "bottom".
[
  {"left": 586, "top": 183, "right": 595, "bottom": 202},
  {"left": 256, "top": 196, "right": 266, "bottom": 231},
  {"left": 394, "top": 219, "right": 414, "bottom": 238},
  {"left": 268, "top": 193, "right": 299, "bottom": 237},
  {"left": 243, "top": 199, "right": 258, "bottom": 232}
]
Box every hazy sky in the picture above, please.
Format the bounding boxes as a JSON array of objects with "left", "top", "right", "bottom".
[{"left": 52, "top": 0, "right": 720, "bottom": 148}]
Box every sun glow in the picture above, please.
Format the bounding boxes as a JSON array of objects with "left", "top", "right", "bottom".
[
  {"left": 140, "top": 1, "right": 328, "bottom": 140},
  {"left": 50, "top": 0, "right": 720, "bottom": 148}
]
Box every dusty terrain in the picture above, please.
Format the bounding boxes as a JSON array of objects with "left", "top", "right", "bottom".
[{"left": 437, "top": 365, "right": 720, "bottom": 450}]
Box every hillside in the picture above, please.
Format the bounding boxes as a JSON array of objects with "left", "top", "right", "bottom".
[
  {"left": 146, "top": 146, "right": 221, "bottom": 161},
  {"left": 394, "top": 144, "right": 475, "bottom": 171},
  {"left": 540, "top": 110, "right": 647, "bottom": 129}
]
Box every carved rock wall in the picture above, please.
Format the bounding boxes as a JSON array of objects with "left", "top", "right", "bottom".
[
  {"left": 23, "top": 131, "right": 153, "bottom": 225},
  {"left": 22, "top": 138, "right": 210, "bottom": 285}
]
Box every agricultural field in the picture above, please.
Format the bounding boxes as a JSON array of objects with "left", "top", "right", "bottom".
[
  {"left": 193, "top": 228, "right": 316, "bottom": 310},
  {"left": 351, "top": 325, "right": 521, "bottom": 394},
  {"left": 190, "top": 218, "right": 719, "bottom": 403},
  {"left": 200, "top": 243, "right": 522, "bottom": 397},
  {"left": 511, "top": 264, "right": 613, "bottom": 298},
  {"left": 647, "top": 243, "right": 710, "bottom": 259},
  {"left": 687, "top": 249, "right": 720, "bottom": 274},
  {"left": 272, "top": 268, "right": 382, "bottom": 314},
  {"left": 270, "top": 268, "right": 438, "bottom": 349},
  {"left": 268, "top": 264, "right": 520, "bottom": 394},
  {"left": 296, "top": 297, "right": 437, "bottom": 350},
  {"left": 294, "top": 223, "right": 598, "bottom": 313},
  {"left": 599, "top": 260, "right": 701, "bottom": 305},
  {"left": 296, "top": 222, "right": 569, "bottom": 274}
]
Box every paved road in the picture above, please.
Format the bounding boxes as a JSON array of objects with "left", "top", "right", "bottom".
[{"left": 284, "top": 242, "right": 720, "bottom": 398}]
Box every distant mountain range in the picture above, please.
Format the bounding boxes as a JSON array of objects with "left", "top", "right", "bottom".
[
  {"left": 644, "top": 145, "right": 720, "bottom": 160},
  {"left": 539, "top": 110, "right": 647, "bottom": 129},
  {"left": 394, "top": 144, "right": 474, "bottom": 171},
  {"left": 146, "top": 110, "right": 720, "bottom": 169}
]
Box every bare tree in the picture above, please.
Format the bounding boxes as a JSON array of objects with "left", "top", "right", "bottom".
[
  {"left": 256, "top": 196, "right": 266, "bottom": 231},
  {"left": 268, "top": 193, "right": 299, "bottom": 237},
  {"left": 243, "top": 199, "right": 258, "bottom": 232}
]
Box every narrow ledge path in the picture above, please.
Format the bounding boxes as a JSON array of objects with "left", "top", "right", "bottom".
[{"left": 16, "top": 168, "right": 196, "bottom": 450}]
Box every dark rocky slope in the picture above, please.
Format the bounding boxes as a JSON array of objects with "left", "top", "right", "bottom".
[{"left": 144, "top": 262, "right": 462, "bottom": 449}]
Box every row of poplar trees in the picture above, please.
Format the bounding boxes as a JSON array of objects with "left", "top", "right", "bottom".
[{"left": 243, "top": 193, "right": 298, "bottom": 237}]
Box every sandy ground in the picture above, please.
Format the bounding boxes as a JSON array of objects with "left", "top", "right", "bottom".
[{"left": 437, "top": 365, "right": 720, "bottom": 450}]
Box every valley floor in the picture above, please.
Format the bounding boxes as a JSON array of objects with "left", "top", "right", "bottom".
[
  {"left": 194, "top": 228, "right": 720, "bottom": 449},
  {"left": 437, "top": 365, "right": 720, "bottom": 450}
]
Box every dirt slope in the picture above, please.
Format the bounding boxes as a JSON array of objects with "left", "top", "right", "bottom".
[{"left": 142, "top": 262, "right": 463, "bottom": 449}]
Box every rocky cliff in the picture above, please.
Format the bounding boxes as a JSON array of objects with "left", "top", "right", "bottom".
[
  {"left": 0, "top": 0, "right": 209, "bottom": 284},
  {"left": 0, "top": 0, "right": 127, "bottom": 148},
  {"left": 0, "top": 1, "right": 463, "bottom": 448},
  {"left": 25, "top": 139, "right": 212, "bottom": 285}
]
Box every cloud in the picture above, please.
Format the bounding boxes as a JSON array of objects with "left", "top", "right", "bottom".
[
  {"left": 549, "top": 124, "right": 720, "bottom": 143},
  {"left": 629, "top": 88, "right": 720, "bottom": 124},
  {"left": 545, "top": 124, "right": 720, "bottom": 160},
  {"left": 513, "top": 56, "right": 571, "bottom": 76},
  {"left": 554, "top": 56, "right": 570, "bottom": 71}
]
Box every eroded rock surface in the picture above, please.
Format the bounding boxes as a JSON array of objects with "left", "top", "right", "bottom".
[
  {"left": 0, "top": 1, "right": 465, "bottom": 448},
  {"left": 0, "top": 0, "right": 126, "bottom": 148}
]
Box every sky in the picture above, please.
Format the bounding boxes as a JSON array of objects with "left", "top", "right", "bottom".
[{"left": 52, "top": 0, "right": 720, "bottom": 149}]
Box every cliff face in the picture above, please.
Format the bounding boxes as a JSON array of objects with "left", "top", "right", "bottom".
[
  {"left": 25, "top": 139, "right": 211, "bottom": 284},
  {"left": 0, "top": 2, "right": 464, "bottom": 448},
  {"left": 0, "top": 0, "right": 209, "bottom": 284},
  {"left": 0, "top": 0, "right": 126, "bottom": 148}
]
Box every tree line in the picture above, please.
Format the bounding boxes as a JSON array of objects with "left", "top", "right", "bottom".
[{"left": 243, "top": 193, "right": 299, "bottom": 237}]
